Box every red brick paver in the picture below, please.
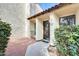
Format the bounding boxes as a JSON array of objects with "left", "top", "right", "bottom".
[{"left": 5, "top": 37, "right": 35, "bottom": 56}]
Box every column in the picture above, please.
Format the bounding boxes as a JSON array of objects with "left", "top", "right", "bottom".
[
  {"left": 25, "top": 20, "right": 31, "bottom": 38},
  {"left": 76, "top": 9, "right": 79, "bottom": 25},
  {"left": 36, "top": 18, "right": 43, "bottom": 40},
  {"left": 49, "top": 13, "right": 59, "bottom": 45}
]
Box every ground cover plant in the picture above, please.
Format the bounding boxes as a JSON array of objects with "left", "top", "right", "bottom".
[{"left": 55, "top": 25, "right": 79, "bottom": 56}]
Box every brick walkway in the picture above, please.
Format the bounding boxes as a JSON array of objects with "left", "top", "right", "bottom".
[{"left": 5, "top": 37, "right": 35, "bottom": 56}]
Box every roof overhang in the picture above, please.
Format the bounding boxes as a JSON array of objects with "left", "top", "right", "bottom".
[{"left": 27, "top": 3, "right": 72, "bottom": 20}]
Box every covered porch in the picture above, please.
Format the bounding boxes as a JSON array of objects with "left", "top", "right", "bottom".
[
  {"left": 27, "top": 3, "right": 79, "bottom": 45},
  {"left": 28, "top": 12, "right": 59, "bottom": 45}
]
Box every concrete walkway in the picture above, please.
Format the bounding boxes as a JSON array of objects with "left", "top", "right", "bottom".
[
  {"left": 5, "top": 38, "right": 58, "bottom": 56},
  {"left": 25, "top": 41, "right": 49, "bottom": 56}
]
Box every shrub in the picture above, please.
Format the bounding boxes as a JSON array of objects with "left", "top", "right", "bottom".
[
  {"left": 55, "top": 25, "right": 79, "bottom": 56},
  {"left": 0, "top": 20, "right": 11, "bottom": 56}
]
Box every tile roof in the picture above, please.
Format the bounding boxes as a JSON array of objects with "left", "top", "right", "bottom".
[{"left": 28, "top": 3, "right": 72, "bottom": 20}]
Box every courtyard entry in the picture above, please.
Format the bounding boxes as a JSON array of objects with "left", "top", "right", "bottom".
[{"left": 43, "top": 20, "right": 50, "bottom": 41}]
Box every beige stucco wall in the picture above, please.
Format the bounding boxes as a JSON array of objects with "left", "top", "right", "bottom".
[
  {"left": 30, "top": 4, "right": 43, "bottom": 16},
  {"left": 36, "top": 18, "right": 43, "bottom": 40},
  {"left": 25, "top": 3, "right": 31, "bottom": 38},
  {"left": 76, "top": 9, "right": 79, "bottom": 25},
  {"left": 0, "top": 3, "right": 27, "bottom": 40},
  {"left": 26, "top": 3, "right": 43, "bottom": 38},
  {"left": 0, "top": 3, "right": 42, "bottom": 40},
  {"left": 35, "top": 4, "right": 43, "bottom": 14},
  {"left": 0, "top": 3, "right": 43, "bottom": 40},
  {"left": 30, "top": 21, "right": 36, "bottom": 37},
  {"left": 49, "top": 12, "right": 59, "bottom": 45}
]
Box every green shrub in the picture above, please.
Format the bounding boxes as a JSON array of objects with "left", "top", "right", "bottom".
[
  {"left": 0, "top": 20, "right": 11, "bottom": 56},
  {"left": 55, "top": 25, "right": 79, "bottom": 56}
]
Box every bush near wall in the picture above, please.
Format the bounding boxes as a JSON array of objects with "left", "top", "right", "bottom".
[
  {"left": 0, "top": 20, "right": 11, "bottom": 56},
  {"left": 55, "top": 25, "right": 79, "bottom": 56}
]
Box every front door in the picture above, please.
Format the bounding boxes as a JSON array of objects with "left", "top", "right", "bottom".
[{"left": 43, "top": 20, "right": 50, "bottom": 40}]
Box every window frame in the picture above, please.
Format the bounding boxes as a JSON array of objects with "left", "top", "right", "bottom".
[{"left": 59, "top": 15, "right": 76, "bottom": 25}]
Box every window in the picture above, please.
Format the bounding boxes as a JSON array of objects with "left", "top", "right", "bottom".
[{"left": 59, "top": 15, "right": 75, "bottom": 25}]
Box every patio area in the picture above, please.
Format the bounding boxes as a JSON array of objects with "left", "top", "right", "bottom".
[{"left": 5, "top": 38, "right": 35, "bottom": 56}]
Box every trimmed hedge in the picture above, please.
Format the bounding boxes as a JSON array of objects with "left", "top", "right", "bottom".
[
  {"left": 0, "top": 20, "right": 11, "bottom": 56},
  {"left": 55, "top": 25, "right": 79, "bottom": 56}
]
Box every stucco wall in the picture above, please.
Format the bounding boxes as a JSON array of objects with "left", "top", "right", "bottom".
[
  {"left": 0, "top": 3, "right": 27, "bottom": 40},
  {"left": 35, "top": 4, "right": 43, "bottom": 14},
  {"left": 36, "top": 18, "right": 43, "bottom": 40},
  {"left": 49, "top": 13, "right": 59, "bottom": 45},
  {"left": 30, "top": 4, "right": 43, "bottom": 16},
  {"left": 30, "top": 22, "right": 36, "bottom": 36},
  {"left": 26, "top": 3, "right": 43, "bottom": 38},
  {"left": 25, "top": 3, "right": 31, "bottom": 38},
  {"left": 76, "top": 9, "right": 79, "bottom": 25},
  {"left": 0, "top": 3, "right": 42, "bottom": 40}
]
